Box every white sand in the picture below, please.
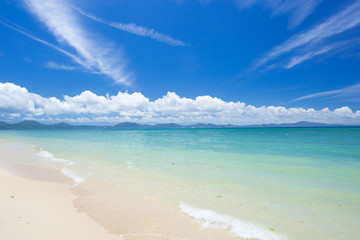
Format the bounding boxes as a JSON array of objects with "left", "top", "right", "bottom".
[
  {"left": 0, "top": 166, "right": 125, "bottom": 240},
  {"left": 0, "top": 141, "right": 242, "bottom": 240}
]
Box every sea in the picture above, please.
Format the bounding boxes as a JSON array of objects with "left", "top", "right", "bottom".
[{"left": 0, "top": 127, "right": 359, "bottom": 240}]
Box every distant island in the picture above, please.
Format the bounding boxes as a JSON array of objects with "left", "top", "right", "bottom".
[{"left": 0, "top": 120, "right": 354, "bottom": 130}]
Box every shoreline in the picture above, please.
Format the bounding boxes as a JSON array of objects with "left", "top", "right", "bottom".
[
  {"left": 1, "top": 124, "right": 359, "bottom": 240},
  {"left": 0, "top": 154, "right": 124, "bottom": 239},
  {"left": 0, "top": 140, "right": 249, "bottom": 240}
]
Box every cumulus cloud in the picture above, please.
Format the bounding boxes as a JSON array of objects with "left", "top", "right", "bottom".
[{"left": 0, "top": 82, "right": 359, "bottom": 125}]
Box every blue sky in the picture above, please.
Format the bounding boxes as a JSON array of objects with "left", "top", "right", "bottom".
[{"left": 0, "top": 0, "right": 360, "bottom": 125}]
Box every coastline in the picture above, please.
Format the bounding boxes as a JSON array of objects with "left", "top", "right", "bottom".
[
  {"left": 0, "top": 152, "right": 123, "bottom": 239},
  {"left": 1, "top": 128, "right": 359, "bottom": 240},
  {"left": 0, "top": 140, "right": 249, "bottom": 240}
]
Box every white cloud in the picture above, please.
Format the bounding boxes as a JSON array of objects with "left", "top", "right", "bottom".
[
  {"left": 1, "top": 82, "right": 359, "bottom": 125},
  {"left": 109, "top": 22, "right": 188, "bottom": 47},
  {"left": 284, "top": 38, "right": 360, "bottom": 69},
  {"left": 45, "top": 61, "right": 76, "bottom": 71},
  {"left": 237, "top": 0, "right": 323, "bottom": 28},
  {"left": 23, "top": 0, "right": 131, "bottom": 85},
  {"left": 250, "top": 0, "right": 360, "bottom": 71},
  {"left": 284, "top": 45, "right": 334, "bottom": 69},
  {"left": 73, "top": 7, "right": 188, "bottom": 47},
  {"left": 295, "top": 83, "right": 360, "bottom": 101},
  {"left": 0, "top": 18, "right": 86, "bottom": 66}
]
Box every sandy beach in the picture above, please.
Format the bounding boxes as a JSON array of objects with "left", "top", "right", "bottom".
[
  {"left": 0, "top": 161, "right": 126, "bottom": 240},
  {"left": 0, "top": 140, "right": 130, "bottom": 240},
  {"left": 0, "top": 141, "right": 243, "bottom": 240}
]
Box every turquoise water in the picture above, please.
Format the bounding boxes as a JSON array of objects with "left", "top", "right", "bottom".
[{"left": 1, "top": 128, "right": 360, "bottom": 240}]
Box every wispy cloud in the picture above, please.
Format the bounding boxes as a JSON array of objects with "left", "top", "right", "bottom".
[
  {"left": 284, "top": 38, "right": 360, "bottom": 69},
  {"left": 295, "top": 83, "right": 360, "bottom": 101},
  {"left": 109, "top": 22, "right": 188, "bottom": 47},
  {"left": 0, "top": 17, "right": 86, "bottom": 66},
  {"left": 73, "top": 7, "right": 188, "bottom": 47},
  {"left": 284, "top": 46, "right": 333, "bottom": 69},
  {"left": 237, "top": 0, "right": 323, "bottom": 28},
  {"left": 23, "top": 0, "right": 132, "bottom": 85},
  {"left": 44, "top": 61, "right": 76, "bottom": 71},
  {"left": 251, "top": 0, "right": 360, "bottom": 72}
]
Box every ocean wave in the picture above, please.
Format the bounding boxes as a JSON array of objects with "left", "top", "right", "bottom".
[
  {"left": 61, "top": 168, "right": 84, "bottom": 186},
  {"left": 38, "top": 150, "right": 74, "bottom": 165},
  {"left": 179, "top": 202, "right": 287, "bottom": 240},
  {"left": 37, "top": 149, "right": 83, "bottom": 186}
]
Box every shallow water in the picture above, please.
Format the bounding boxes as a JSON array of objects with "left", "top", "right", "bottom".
[{"left": 1, "top": 128, "right": 359, "bottom": 240}]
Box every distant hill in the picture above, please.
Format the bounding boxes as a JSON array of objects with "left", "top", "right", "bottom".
[
  {"left": 112, "top": 122, "right": 151, "bottom": 130},
  {"left": 12, "top": 120, "right": 48, "bottom": 129},
  {"left": 0, "top": 120, "right": 354, "bottom": 130},
  {"left": 241, "top": 121, "right": 345, "bottom": 128},
  {"left": 0, "top": 121, "right": 8, "bottom": 126}
]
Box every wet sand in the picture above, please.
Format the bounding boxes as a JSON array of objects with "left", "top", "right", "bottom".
[
  {"left": 0, "top": 163, "right": 124, "bottom": 240},
  {"left": 0, "top": 141, "right": 242, "bottom": 240}
]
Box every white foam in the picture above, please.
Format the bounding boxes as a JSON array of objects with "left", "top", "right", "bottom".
[
  {"left": 38, "top": 150, "right": 68, "bottom": 162},
  {"left": 179, "top": 202, "right": 287, "bottom": 240},
  {"left": 61, "top": 168, "right": 84, "bottom": 186},
  {"left": 127, "top": 160, "right": 132, "bottom": 169},
  {"left": 38, "top": 150, "right": 75, "bottom": 165}
]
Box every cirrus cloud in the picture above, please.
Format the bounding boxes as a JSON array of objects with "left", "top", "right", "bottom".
[
  {"left": 248, "top": 0, "right": 360, "bottom": 73},
  {"left": 23, "top": 0, "right": 132, "bottom": 85},
  {"left": 237, "top": 0, "right": 323, "bottom": 28},
  {"left": 73, "top": 7, "right": 188, "bottom": 47}
]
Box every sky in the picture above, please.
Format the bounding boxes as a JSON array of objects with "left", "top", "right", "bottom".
[{"left": 0, "top": 0, "right": 360, "bottom": 125}]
